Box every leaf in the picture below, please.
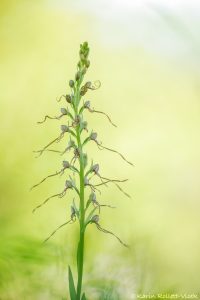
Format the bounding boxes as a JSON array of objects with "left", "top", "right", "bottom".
[
  {"left": 82, "top": 137, "right": 90, "bottom": 147},
  {"left": 84, "top": 206, "right": 98, "bottom": 227},
  {"left": 81, "top": 292, "right": 87, "bottom": 300},
  {"left": 68, "top": 266, "right": 77, "bottom": 300},
  {"left": 85, "top": 199, "right": 91, "bottom": 210}
]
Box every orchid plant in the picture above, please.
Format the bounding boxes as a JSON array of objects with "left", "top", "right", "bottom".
[{"left": 32, "top": 42, "right": 132, "bottom": 300}]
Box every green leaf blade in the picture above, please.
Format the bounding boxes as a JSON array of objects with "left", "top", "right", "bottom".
[
  {"left": 81, "top": 292, "right": 87, "bottom": 300},
  {"left": 68, "top": 266, "right": 77, "bottom": 300}
]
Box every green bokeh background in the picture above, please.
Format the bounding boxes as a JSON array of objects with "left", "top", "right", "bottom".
[{"left": 0, "top": 1, "right": 200, "bottom": 299}]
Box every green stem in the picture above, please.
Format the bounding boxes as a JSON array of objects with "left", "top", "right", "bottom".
[
  {"left": 76, "top": 130, "right": 85, "bottom": 300},
  {"left": 75, "top": 82, "right": 85, "bottom": 300}
]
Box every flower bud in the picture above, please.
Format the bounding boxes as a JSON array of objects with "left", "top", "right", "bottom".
[
  {"left": 82, "top": 67, "right": 87, "bottom": 75},
  {"left": 85, "top": 60, "right": 90, "bottom": 68},
  {"left": 92, "top": 164, "right": 99, "bottom": 174},
  {"left": 90, "top": 132, "right": 97, "bottom": 141},
  {"left": 89, "top": 192, "right": 96, "bottom": 202},
  {"left": 81, "top": 121, "right": 88, "bottom": 130},
  {"left": 91, "top": 215, "right": 99, "bottom": 223},
  {"left": 80, "top": 87, "right": 87, "bottom": 96},
  {"left": 84, "top": 48, "right": 89, "bottom": 58},
  {"left": 61, "top": 125, "right": 69, "bottom": 133},
  {"left": 75, "top": 71, "right": 81, "bottom": 81},
  {"left": 67, "top": 139, "right": 75, "bottom": 149},
  {"left": 66, "top": 95, "right": 72, "bottom": 103},
  {"left": 62, "top": 160, "right": 70, "bottom": 169},
  {"left": 85, "top": 81, "right": 92, "bottom": 89},
  {"left": 83, "top": 41, "right": 88, "bottom": 48},
  {"left": 80, "top": 54, "right": 85, "bottom": 61},
  {"left": 84, "top": 101, "right": 90, "bottom": 109},
  {"left": 75, "top": 115, "right": 81, "bottom": 123},
  {"left": 65, "top": 180, "right": 73, "bottom": 189},
  {"left": 60, "top": 108, "right": 67, "bottom": 115},
  {"left": 69, "top": 80, "right": 74, "bottom": 88}
]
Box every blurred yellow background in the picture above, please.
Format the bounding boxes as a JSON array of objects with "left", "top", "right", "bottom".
[{"left": 0, "top": 0, "right": 200, "bottom": 299}]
